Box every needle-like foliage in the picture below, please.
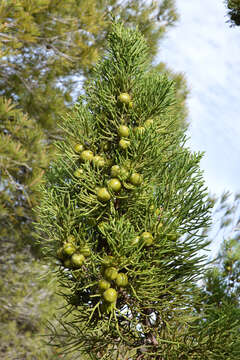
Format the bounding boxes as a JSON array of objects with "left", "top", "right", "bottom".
[{"left": 36, "top": 22, "right": 211, "bottom": 359}]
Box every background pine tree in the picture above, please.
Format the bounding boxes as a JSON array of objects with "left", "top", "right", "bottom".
[
  {"left": 0, "top": 96, "right": 49, "bottom": 251},
  {"left": 0, "top": 97, "right": 64, "bottom": 359},
  {"left": 0, "top": 246, "right": 73, "bottom": 360},
  {"left": 37, "top": 22, "right": 211, "bottom": 359},
  {"left": 0, "top": 0, "right": 181, "bottom": 130}
]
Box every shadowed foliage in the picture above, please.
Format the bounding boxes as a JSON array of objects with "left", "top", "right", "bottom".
[{"left": 225, "top": 0, "right": 240, "bottom": 26}]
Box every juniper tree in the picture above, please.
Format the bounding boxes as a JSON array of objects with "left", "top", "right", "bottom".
[{"left": 37, "top": 23, "right": 211, "bottom": 359}]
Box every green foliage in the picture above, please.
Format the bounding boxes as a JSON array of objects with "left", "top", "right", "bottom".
[
  {"left": 154, "top": 62, "right": 189, "bottom": 129},
  {"left": 225, "top": 0, "right": 240, "bottom": 26},
  {"left": 192, "top": 192, "right": 240, "bottom": 359},
  {"left": 0, "top": 244, "right": 74, "bottom": 360},
  {"left": 206, "top": 191, "right": 240, "bottom": 302},
  {"left": 37, "top": 22, "right": 211, "bottom": 359},
  {"left": 0, "top": 0, "right": 179, "bottom": 129},
  {"left": 0, "top": 98, "right": 71, "bottom": 358},
  {"left": 0, "top": 96, "right": 49, "bottom": 251}
]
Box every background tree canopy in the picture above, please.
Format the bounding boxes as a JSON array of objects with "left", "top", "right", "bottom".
[{"left": 0, "top": 0, "right": 180, "bottom": 129}]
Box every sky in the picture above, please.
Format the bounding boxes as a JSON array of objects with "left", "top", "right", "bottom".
[{"left": 159, "top": 0, "right": 240, "bottom": 197}]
